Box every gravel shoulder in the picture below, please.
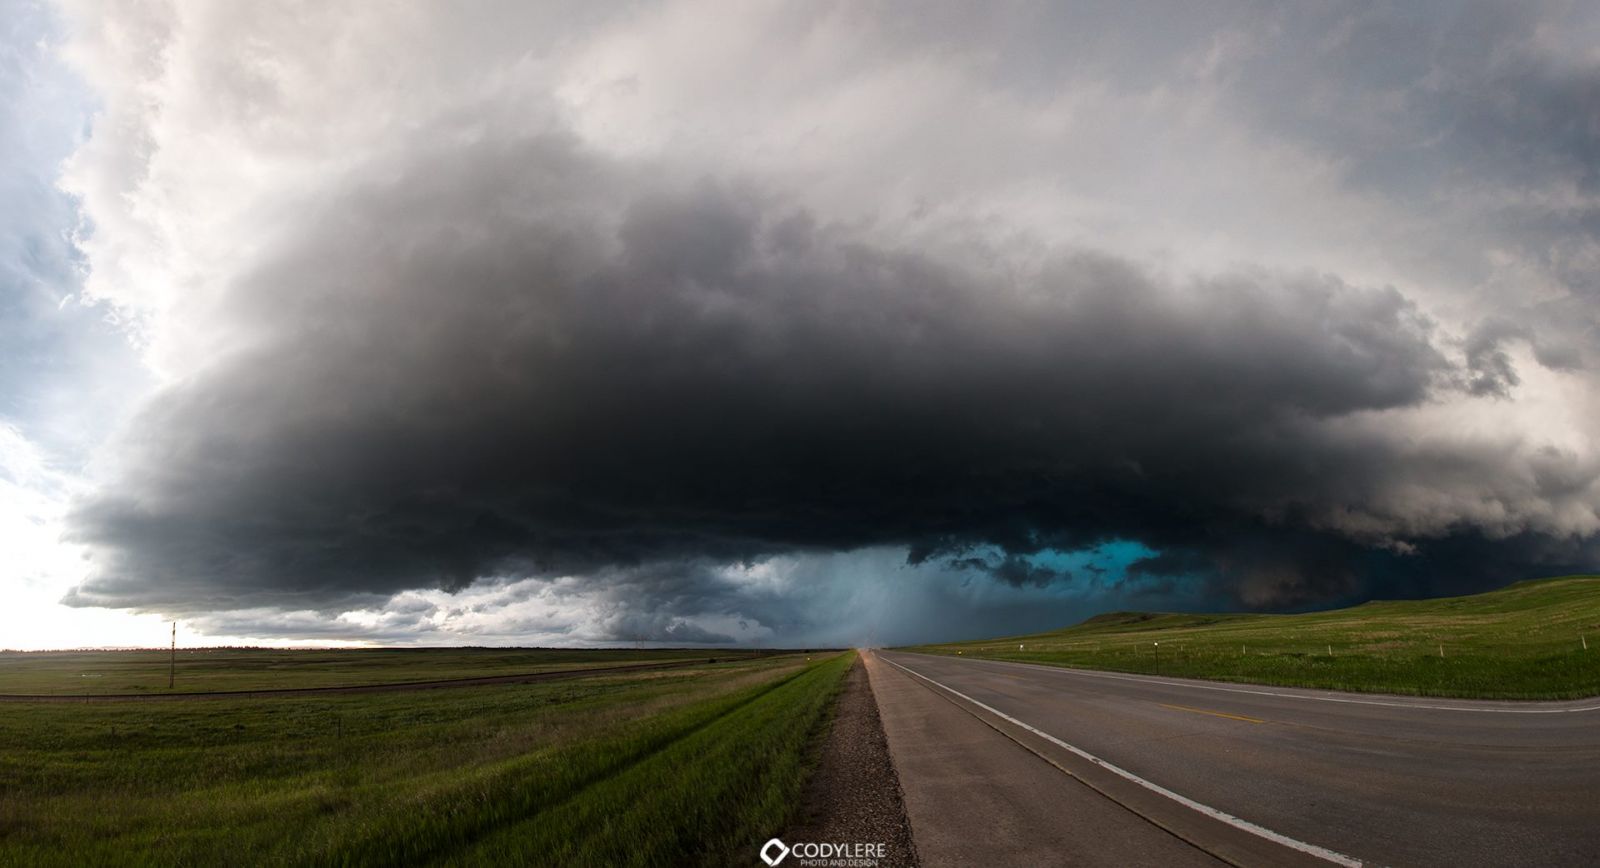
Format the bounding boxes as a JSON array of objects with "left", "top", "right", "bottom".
[{"left": 784, "top": 653, "right": 919, "bottom": 867}]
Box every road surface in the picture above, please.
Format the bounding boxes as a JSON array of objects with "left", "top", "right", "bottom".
[{"left": 865, "top": 649, "right": 1600, "bottom": 867}]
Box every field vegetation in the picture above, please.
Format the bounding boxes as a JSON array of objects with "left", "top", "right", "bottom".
[
  {"left": 0, "top": 652, "right": 851, "bottom": 866},
  {"left": 908, "top": 576, "right": 1600, "bottom": 699},
  {"left": 0, "top": 647, "right": 777, "bottom": 695}
]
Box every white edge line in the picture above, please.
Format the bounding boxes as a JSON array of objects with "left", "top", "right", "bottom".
[
  {"left": 912, "top": 653, "right": 1600, "bottom": 714},
  {"left": 880, "top": 654, "right": 1365, "bottom": 868}
]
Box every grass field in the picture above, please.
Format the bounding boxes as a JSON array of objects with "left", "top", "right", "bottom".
[
  {"left": 0, "top": 647, "right": 781, "bottom": 695},
  {"left": 906, "top": 575, "right": 1600, "bottom": 700},
  {"left": 0, "top": 651, "right": 852, "bottom": 866}
]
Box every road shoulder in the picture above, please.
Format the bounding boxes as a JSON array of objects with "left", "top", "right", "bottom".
[
  {"left": 785, "top": 653, "right": 919, "bottom": 867},
  {"left": 862, "top": 650, "right": 1221, "bottom": 867}
]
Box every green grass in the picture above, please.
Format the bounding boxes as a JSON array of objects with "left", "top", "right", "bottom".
[
  {"left": 0, "top": 652, "right": 852, "bottom": 866},
  {"left": 906, "top": 575, "right": 1600, "bottom": 700},
  {"left": 0, "top": 647, "right": 780, "bottom": 695}
]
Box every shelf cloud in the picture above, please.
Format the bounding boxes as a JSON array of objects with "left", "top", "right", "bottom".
[{"left": 46, "top": 0, "right": 1600, "bottom": 644}]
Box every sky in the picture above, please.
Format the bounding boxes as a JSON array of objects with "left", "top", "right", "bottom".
[{"left": 3, "top": 1, "right": 1600, "bottom": 650}]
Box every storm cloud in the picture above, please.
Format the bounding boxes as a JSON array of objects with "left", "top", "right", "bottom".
[{"left": 44, "top": 0, "right": 1600, "bottom": 644}]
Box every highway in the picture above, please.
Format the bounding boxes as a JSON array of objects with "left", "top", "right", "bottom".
[{"left": 865, "top": 650, "right": 1600, "bottom": 867}]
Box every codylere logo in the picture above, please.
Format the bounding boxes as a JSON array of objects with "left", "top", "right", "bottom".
[
  {"left": 760, "top": 839, "right": 790, "bottom": 866},
  {"left": 759, "top": 837, "right": 885, "bottom": 867}
]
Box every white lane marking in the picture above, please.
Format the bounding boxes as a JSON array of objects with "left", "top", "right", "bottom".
[
  {"left": 908, "top": 653, "right": 1600, "bottom": 714},
  {"left": 880, "top": 655, "right": 1365, "bottom": 868}
]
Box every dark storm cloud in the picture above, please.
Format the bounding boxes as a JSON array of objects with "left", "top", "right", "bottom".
[
  {"left": 61, "top": 120, "right": 1585, "bottom": 618},
  {"left": 947, "top": 556, "right": 1069, "bottom": 590},
  {"left": 48, "top": 0, "right": 1600, "bottom": 643}
]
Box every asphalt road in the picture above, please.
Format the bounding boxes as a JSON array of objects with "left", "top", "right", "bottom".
[{"left": 866, "top": 649, "right": 1600, "bottom": 868}]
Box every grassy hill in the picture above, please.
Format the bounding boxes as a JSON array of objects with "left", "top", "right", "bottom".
[{"left": 905, "top": 575, "right": 1600, "bottom": 699}]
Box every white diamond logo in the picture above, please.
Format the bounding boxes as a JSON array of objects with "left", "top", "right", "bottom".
[{"left": 759, "top": 837, "right": 790, "bottom": 866}]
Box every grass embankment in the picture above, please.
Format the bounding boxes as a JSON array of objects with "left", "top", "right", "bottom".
[
  {"left": 0, "top": 652, "right": 852, "bottom": 866},
  {"left": 0, "top": 647, "right": 779, "bottom": 695},
  {"left": 908, "top": 576, "right": 1600, "bottom": 700}
]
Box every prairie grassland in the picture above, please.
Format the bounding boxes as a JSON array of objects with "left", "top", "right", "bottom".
[
  {"left": 908, "top": 576, "right": 1600, "bottom": 699},
  {"left": 0, "top": 647, "right": 777, "bottom": 695},
  {"left": 0, "top": 652, "right": 851, "bottom": 866}
]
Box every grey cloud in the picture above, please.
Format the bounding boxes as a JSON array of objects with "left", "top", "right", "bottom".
[
  {"left": 1530, "top": 339, "right": 1583, "bottom": 372},
  {"left": 1460, "top": 316, "right": 1587, "bottom": 398},
  {"left": 184, "top": 609, "right": 435, "bottom": 643},
  {"left": 1464, "top": 318, "right": 1528, "bottom": 398},
  {"left": 599, "top": 612, "right": 736, "bottom": 646}
]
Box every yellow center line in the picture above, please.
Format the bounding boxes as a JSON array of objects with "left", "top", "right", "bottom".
[{"left": 1159, "top": 702, "right": 1266, "bottom": 724}]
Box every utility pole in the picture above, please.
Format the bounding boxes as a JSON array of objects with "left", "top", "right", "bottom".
[{"left": 169, "top": 622, "right": 176, "bottom": 690}]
